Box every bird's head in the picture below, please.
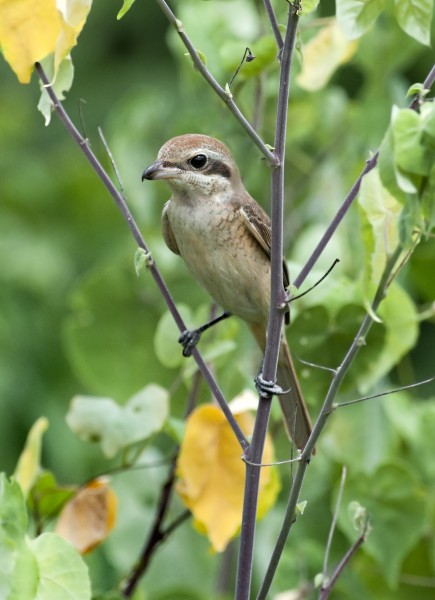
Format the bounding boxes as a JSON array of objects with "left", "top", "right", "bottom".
[{"left": 142, "top": 134, "right": 242, "bottom": 200}]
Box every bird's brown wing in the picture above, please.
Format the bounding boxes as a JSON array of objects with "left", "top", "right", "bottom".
[
  {"left": 162, "top": 201, "right": 181, "bottom": 255},
  {"left": 238, "top": 201, "right": 290, "bottom": 291}
]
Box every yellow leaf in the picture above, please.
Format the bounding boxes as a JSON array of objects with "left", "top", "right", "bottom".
[
  {"left": 14, "top": 417, "right": 49, "bottom": 498},
  {"left": 55, "top": 478, "right": 117, "bottom": 554},
  {"left": 176, "top": 400, "right": 280, "bottom": 552},
  {"left": 0, "top": 0, "right": 61, "bottom": 83},
  {"left": 0, "top": 0, "right": 92, "bottom": 84},
  {"left": 297, "top": 20, "right": 358, "bottom": 91}
]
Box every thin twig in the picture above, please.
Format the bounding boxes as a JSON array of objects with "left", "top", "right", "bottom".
[
  {"left": 242, "top": 455, "right": 301, "bottom": 467},
  {"left": 335, "top": 375, "right": 435, "bottom": 410},
  {"left": 35, "top": 62, "right": 250, "bottom": 455},
  {"left": 229, "top": 47, "right": 255, "bottom": 88},
  {"left": 98, "top": 126, "right": 126, "bottom": 197},
  {"left": 294, "top": 356, "right": 337, "bottom": 374},
  {"left": 289, "top": 259, "right": 340, "bottom": 302},
  {"left": 319, "top": 516, "right": 370, "bottom": 600}
]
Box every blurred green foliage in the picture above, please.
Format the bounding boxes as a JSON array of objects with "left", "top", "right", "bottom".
[{"left": 1, "top": 0, "right": 435, "bottom": 598}]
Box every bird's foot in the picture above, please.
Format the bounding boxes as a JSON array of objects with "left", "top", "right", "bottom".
[
  {"left": 178, "top": 329, "right": 202, "bottom": 357},
  {"left": 255, "top": 373, "right": 288, "bottom": 398}
]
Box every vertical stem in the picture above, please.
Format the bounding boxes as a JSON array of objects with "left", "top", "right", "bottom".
[{"left": 235, "top": 4, "right": 300, "bottom": 599}]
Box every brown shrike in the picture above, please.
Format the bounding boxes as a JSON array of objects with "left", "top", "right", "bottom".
[{"left": 142, "top": 134, "right": 312, "bottom": 450}]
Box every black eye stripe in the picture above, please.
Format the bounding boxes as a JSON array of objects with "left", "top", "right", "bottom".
[{"left": 204, "top": 161, "right": 231, "bottom": 178}]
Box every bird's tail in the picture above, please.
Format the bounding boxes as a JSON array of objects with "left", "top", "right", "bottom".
[{"left": 249, "top": 323, "right": 312, "bottom": 451}]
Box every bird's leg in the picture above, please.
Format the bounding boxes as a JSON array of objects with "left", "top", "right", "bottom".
[
  {"left": 179, "top": 311, "right": 232, "bottom": 357},
  {"left": 255, "top": 359, "right": 289, "bottom": 398}
]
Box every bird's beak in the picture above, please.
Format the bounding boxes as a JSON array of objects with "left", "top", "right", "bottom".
[{"left": 142, "top": 160, "right": 178, "bottom": 181}]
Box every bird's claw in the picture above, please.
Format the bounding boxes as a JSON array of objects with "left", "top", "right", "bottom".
[
  {"left": 255, "top": 374, "right": 288, "bottom": 398},
  {"left": 178, "top": 329, "right": 201, "bottom": 357}
]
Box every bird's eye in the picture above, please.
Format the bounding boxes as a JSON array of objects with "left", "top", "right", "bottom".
[{"left": 189, "top": 154, "right": 207, "bottom": 169}]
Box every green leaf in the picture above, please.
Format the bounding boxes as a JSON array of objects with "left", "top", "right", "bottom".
[
  {"left": 154, "top": 305, "right": 193, "bottom": 369},
  {"left": 0, "top": 475, "right": 28, "bottom": 541},
  {"left": 336, "top": 0, "right": 387, "bottom": 39},
  {"left": 2, "top": 537, "right": 38, "bottom": 600},
  {"left": 134, "top": 247, "right": 151, "bottom": 277},
  {"left": 28, "top": 533, "right": 91, "bottom": 599},
  {"left": 300, "top": 0, "right": 320, "bottom": 15},
  {"left": 392, "top": 108, "right": 432, "bottom": 176},
  {"left": 409, "top": 236, "right": 435, "bottom": 301},
  {"left": 338, "top": 463, "right": 427, "bottom": 586},
  {"left": 358, "top": 168, "right": 402, "bottom": 288},
  {"left": 393, "top": 0, "right": 433, "bottom": 46},
  {"left": 117, "top": 0, "right": 136, "bottom": 20},
  {"left": 66, "top": 384, "right": 169, "bottom": 458},
  {"left": 378, "top": 126, "right": 412, "bottom": 199},
  {"left": 367, "top": 283, "right": 418, "bottom": 390},
  {"left": 28, "top": 472, "right": 75, "bottom": 521},
  {"left": 406, "top": 82, "right": 425, "bottom": 97},
  {"left": 0, "top": 476, "right": 36, "bottom": 599}
]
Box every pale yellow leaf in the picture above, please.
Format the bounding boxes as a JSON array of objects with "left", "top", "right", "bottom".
[
  {"left": 55, "top": 478, "right": 117, "bottom": 554},
  {"left": 54, "top": 0, "right": 92, "bottom": 71},
  {"left": 14, "top": 417, "right": 49, "bottom": 497},
  {"left": 0, "top": 0, "right": 62, "bottom": 83},
  {"left": 176, "top": 404, "right": 280, "bottom": 552},
  {"left": 0, "top": 0, "right": 92, "bottom": 84},
  {"left": 297, "top": 20, "right": 358, "bottom": 91}
]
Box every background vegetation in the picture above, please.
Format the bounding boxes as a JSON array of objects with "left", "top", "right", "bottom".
[{"left": 1, "top": 0, "right": 435, "bottom": 598}]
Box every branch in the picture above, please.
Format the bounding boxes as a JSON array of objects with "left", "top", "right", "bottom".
[
  {"left": 263, "top": 0, "right": 284, "bottom": 52},
  {"left": 154, "top": 0, "right": 278, "bottom": 166},
  {"left": 235, "top": 4, "right": 301, "bottom": 599},
  {"left": 34, "top": 63, "right": 250, "bottom": 455},
  {"left": 257, "top": 244, "right": 403, "bottom": 599}
]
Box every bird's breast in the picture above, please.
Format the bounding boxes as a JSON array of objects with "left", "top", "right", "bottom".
[{"left": 166, "top": 199, "right": 270, "bottom": 322}]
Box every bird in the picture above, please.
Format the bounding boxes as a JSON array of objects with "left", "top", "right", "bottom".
[{"left": 142, "top": 133, "right": 312, "bottom": 450}]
